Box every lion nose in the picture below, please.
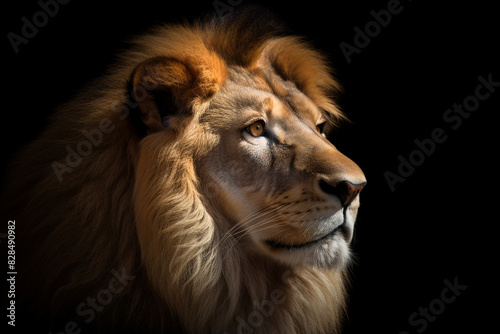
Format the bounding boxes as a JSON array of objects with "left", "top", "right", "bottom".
[{"left": 319, "top": 179, "right": 366, "bottom": 207}]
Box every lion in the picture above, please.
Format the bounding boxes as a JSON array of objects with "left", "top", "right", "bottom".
[{"left": 1, "top": 7, "right": 366, "bottom": 334}]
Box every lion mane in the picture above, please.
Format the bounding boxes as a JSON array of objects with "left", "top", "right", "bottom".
[{"left": 2, "top": 8, "right": 351, "bottom": 334}]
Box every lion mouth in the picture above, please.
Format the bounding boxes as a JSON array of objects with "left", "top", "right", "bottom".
[{"left": 265, "top": 223, "right": 345, "bottom": 250}]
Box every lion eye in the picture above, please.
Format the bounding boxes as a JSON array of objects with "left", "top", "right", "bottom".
[
  {"left": 246, "top": 121, "right": 265, "bottom": 137},
  {"left": 316, "top": 122, "right": 327, "bottom": 134}
]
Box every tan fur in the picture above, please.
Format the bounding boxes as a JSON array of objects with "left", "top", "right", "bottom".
[{"left": 1, "top": 9, "right": 363, "bottom": 334}]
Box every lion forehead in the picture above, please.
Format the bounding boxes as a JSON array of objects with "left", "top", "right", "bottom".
[{"left": 203, "top": 66, "right": 323, "bottom": 130}]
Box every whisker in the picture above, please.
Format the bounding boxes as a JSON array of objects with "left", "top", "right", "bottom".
[
  {"left": 300, "top": 214, "right": 320, "bottom": 239},
  {"left": 223, "top": 212, "right": 284, "bottom": 250},
  {"left": 219, "top": 206, "right": 288, "bottom": 249},
  {"left": 214, "top": 202, "right": 287, "bottom": 249},
  {"left": 219, "top": 221, "right": 288, "bottom": 264}
]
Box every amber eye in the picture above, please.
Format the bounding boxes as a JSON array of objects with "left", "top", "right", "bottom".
[{"left": 246, "top": 121, "right": 265, "bottom": 137}]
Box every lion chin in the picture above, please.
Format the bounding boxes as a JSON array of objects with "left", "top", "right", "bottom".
[{"left": 1, "top": 6, "right": 366, "bottom": 334}]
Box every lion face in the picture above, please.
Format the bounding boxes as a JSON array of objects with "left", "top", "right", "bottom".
[
  {"left": 129, "top": 33, "right": 366, "bottom": 272},
  {"left": 198, "top": 68, "right": 366, "bottom": 268}
]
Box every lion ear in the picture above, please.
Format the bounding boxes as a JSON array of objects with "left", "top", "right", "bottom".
[{"left": 128, "top": 57, "right": 196, "bottom": 136}]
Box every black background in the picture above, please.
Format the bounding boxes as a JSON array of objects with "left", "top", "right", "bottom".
[{"left": 2, "top": 0, "right": 498, "bottom": 333}]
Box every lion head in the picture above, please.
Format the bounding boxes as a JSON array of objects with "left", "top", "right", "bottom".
[{"left": 3, "top": 8, "right": 365, "bottom": 334}]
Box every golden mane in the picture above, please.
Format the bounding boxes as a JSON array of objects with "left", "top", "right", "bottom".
[{"left": 2, "top": 8, "right": 348, "bottom": 333}]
